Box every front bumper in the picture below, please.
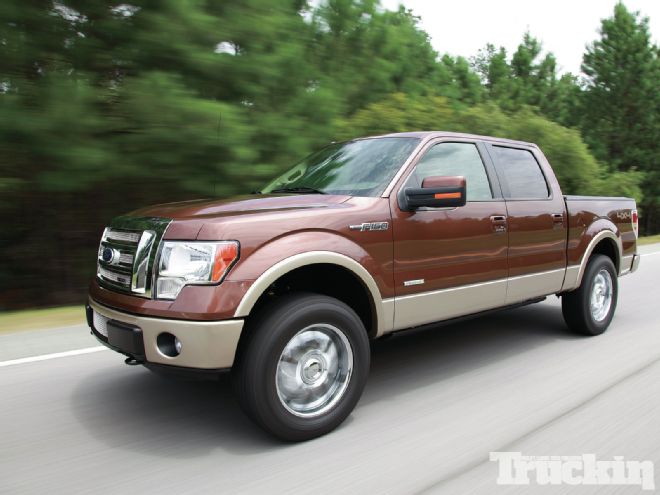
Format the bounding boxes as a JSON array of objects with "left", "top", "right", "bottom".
[{"left": 86, "top": 298, "right": 244, "bottom": 370}]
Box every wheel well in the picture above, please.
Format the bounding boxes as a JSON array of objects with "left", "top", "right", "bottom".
[
  {"left": 591, "top": 238, "right": 619, "bottom": 272},
  {"left": 249, "top": 263, "right": 376, "bottom": 338}
]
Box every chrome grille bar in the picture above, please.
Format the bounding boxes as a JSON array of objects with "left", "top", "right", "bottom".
[
  {"left": 131, "top": 231, "right": 156, "bottom": 294},
  {"left": 106, "top": 230, "right": 141, "bottom": 244},
  {"left": 119, "top": 252, "right": 134, "bottom": 265},
  {"left": 98, "top": 266, "right": 131, "bottom": 287}
]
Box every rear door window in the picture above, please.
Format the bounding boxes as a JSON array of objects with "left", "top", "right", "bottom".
[{"left": 492, "top": 146, "right": 549, "bottom": 199}]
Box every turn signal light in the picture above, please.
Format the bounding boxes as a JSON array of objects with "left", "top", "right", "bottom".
[{"left": 212, "top": 242, "right": 240, "bottom": 282}]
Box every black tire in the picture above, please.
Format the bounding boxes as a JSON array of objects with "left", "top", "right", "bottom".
[
  {"left": 232, "top": 292, "right": 370, "bottom": 441},
  {"left": 562, "top": 254, "right": 618, "bottom": 336}
]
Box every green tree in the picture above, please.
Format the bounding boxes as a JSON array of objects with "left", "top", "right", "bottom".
[
  {"left": 0, "top": 0, "right": 329, "bottom": 307},
  {"left": 437, "top": 55, "right": 483, "bottom": 105},
  {"left": 338, "top": 93, "right": 641, "bottom": 200},
  {"left": 472, "top": 44, "right": 512, "bottom": 102},
  {"left": 0, "top": 0, "right": 655, "bottom": 309},
  {"left": 472, "top": 33, "right": 582, "bottom": 126},
  {"left": 580, "top": 3, "right": 659, "bottom": 231},
  {"left": 310, "top": 2, "right": 439, "bottom": 112}
]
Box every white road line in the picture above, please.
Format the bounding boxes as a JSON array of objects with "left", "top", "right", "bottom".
[
  {"left": 0, "top": 346, "right": 108, "bottom": 368},
  {"left": 641, "top": 251, "right": 660, "bottom": 257}
]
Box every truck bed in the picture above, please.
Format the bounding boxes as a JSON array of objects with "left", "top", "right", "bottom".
[{"left": 564, "top": 194, "right": 638, "bottom": 274}]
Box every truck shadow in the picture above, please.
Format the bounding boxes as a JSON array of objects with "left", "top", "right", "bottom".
[
  {"left": 70, "top": 300, "right": 579, "bottom": 457},
  {"left": 364, "top": 300, "right": 577, "bottom": 406}
]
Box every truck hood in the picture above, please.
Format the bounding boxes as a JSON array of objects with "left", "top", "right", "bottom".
[{"left": 130, "top": 194, "right": 351, "bottom": 220}]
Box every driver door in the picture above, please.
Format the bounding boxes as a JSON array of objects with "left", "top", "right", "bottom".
[{"left": 390, "top": 139, "right": 509, "bottom": 330}]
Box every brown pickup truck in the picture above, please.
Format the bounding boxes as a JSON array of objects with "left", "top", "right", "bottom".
[{"left": 87, "top": 131, "right": 640, "bottom": 441}]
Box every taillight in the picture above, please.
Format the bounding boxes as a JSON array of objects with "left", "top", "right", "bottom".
[{"left": 632, "top": 209, "right": 638, "bottom": 238}]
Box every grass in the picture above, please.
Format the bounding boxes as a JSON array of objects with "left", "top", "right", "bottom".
[
  {"left": 638, "top": 234, "right": 660, "bottom": 246},
  {"left": 0, "top": 305, "right": 85, "bottom": 334}
]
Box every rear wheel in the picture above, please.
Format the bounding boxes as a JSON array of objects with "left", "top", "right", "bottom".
[
  {"left": 562, "top": 254, "right": 618, "bottom": 336},
  {"left": 232, "top": 293, "right": 370, "bottom": 441}
]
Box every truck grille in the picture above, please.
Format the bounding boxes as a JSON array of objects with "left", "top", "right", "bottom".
[{"left": 96, "top": 217, "right": 171, "bottom": 298}]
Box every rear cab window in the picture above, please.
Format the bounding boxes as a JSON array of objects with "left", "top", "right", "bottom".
[{"left": 491, "top": 146, "right": 549, "bottom": 199}]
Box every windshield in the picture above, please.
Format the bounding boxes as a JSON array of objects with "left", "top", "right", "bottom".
[{"left": 261, "top": 137, "right": 420, "bottom": 197}]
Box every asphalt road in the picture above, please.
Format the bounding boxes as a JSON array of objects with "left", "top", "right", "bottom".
[{"left": 2, "top": 244, "right": 660, "bottom": 494}]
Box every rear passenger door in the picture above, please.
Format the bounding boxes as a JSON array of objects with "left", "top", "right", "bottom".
[{"left": 485, "top": 144, "right": 567, "bottom": 304}]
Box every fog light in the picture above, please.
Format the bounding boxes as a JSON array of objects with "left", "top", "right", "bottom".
[{"left": 157, "top": 332, "right": 181, "bottom": 358}]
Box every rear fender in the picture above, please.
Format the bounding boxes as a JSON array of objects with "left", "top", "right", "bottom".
[{"left": 563, "top": 221, "right": 622, "bottom": 291}]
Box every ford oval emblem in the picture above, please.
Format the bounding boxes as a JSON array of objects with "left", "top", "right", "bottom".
[{"left": 102, "top": 247, "right": 114, "bottom": 263}]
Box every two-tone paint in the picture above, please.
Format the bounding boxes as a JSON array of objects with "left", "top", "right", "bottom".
[{"left": 89, "top": 131, "right": 640, "bottom": 371}]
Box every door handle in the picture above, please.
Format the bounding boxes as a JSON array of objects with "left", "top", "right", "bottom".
[
  {"left": 490, "top": 215, "right": 507, "bottom": 233},
  {"left": 551, "top": 213, "right": 564, "bottom": 227}
]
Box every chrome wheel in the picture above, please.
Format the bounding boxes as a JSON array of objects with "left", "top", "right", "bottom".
[
  {"left": 590, "top": 269, "right": 613, "bottom": 322},
  {"left": 276, "top": 324, "right": 353, "bottom": 418}
]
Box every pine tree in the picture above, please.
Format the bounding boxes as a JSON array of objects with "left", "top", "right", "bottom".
[{"left": 580, "top": 3, "right": 659, "bottom": 231}]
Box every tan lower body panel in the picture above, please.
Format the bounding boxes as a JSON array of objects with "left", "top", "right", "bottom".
[
  {"left": 561, "top": 265, "right": 580, "bottom": 291},
  {"left": 392, "top": 279, "right": 507, "bottom": 331},
  {"left": 390, "top": 269, "right": 571, "bottom": 333},
  {"left": 630, "top": 254, "right": 640, "bottom": 273},
  {"left": 505, "top": 269, "right": 565, "bottom": 304},
  {"left": 380, "top": 298, "right": 395, "bottom": 336},
  {"left": 89, "top": 298, "right": 243, "bottom": 369},
  {"left": 620, "top": 254, "right": 637, "bottom": 276}
]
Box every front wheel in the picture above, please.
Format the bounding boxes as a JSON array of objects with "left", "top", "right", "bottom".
[
  {"left": 562, "top": 254, "right": 618, "bottom": 336},
  {"left": 232, "top": 293, "right": 370, "bottom": 441}
]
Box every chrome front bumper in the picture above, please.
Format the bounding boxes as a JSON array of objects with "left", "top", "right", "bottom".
[{"left": 87, "top": 298, "right": 243, "bottom": 369}]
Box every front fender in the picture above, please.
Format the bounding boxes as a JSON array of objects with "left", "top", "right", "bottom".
[{"left": 227, "top": 231, "right": 393, "bottom": 335}]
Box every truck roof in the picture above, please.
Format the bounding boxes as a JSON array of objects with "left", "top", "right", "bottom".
[{"left": 373, "top": 131, "right": 537, "bottom": 148}]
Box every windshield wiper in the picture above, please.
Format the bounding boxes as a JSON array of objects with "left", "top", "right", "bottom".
[{"left": 270, "top": 187, "right": 327, "bottom": 195}]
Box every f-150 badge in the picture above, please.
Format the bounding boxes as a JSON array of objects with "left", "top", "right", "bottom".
[{"left": 349, "top": 222, "right": 389, "bottom": 232}]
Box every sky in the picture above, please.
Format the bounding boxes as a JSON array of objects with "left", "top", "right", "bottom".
[{"left": 379, "top": 0, "right": 660, "bottom": 75}]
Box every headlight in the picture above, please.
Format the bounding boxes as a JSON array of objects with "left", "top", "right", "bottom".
[{"left": 155, "top": 241, "right": 239, "bottom": 300}]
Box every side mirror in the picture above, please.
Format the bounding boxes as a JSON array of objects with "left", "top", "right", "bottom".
[{"left": 402, "top": 176, "right": 467, "bottom": 210}]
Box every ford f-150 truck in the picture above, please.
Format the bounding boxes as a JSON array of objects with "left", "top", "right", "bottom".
[{"left": 87, "top": 131, "right": 640, "bottom": 441}]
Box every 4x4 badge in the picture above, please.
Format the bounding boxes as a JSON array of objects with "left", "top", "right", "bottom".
[{"left": 349, "top": 222, "right": 389, "bottom": 232}]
